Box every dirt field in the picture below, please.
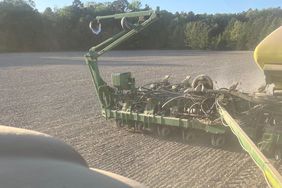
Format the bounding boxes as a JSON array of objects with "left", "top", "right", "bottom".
[{"left": 0, "top": 50, "right": 276, "bottom": 187}]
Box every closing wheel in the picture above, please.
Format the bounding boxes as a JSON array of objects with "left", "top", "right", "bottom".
[
  {"left": 182, "top": 130, "right": 195, "bottom": 143},
  {"left": 211, "top": 134, "right": 226, "bottom": 148},
  {"left": 115, "top": 119, "right": 123, "bottom": 128},
  {"left": 157, "top": 126, "right": 171, "bottom": 138},
  {"left": 134, "top": 122, "right": 144, "bottom": 133}
]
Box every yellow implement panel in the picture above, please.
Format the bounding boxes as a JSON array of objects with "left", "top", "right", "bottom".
[{"left": 254, "top": 26, "right": 282, "bottom": 70}]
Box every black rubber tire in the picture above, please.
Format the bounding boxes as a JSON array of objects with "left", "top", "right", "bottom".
[
  {"left": 182, "top": 130, "right": 195, "bottom": 143},
  {"left": 115, "top": 119, "right": 123, "bottom": 128},
  {"left": 134, "top": 122, "right": 144, "bottom": 133},
  {"left": 192, "top": 74, "right": 213, "bottom": 89}
]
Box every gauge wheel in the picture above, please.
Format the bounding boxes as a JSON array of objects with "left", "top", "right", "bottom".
[
  {"left": 182, "top": 130, "right": 195, "bottom": 143},
  {"left": 192, "top": 74, "right": 213, "bottom": 89},
  {"left": 134, "top": 122, "right": 144, "bottom": 133},
  {"left": 115, "top": 119, "right": 123, "bottom": 128},
  {"left": 157, "top": 126, "right": 171, "bottom": 138}
]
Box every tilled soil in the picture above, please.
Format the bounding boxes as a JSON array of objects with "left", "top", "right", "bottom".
[{"left": 0, "top": 50, "right": 277, "bottom": 187}]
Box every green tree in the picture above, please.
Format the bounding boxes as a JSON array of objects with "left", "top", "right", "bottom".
[
  {"left": 185, "top": 21, "right": 213, "bottom": 49},
  {"left": 128, "top": 0, "right": 141, "bottom": 11},
  {"left": 0, "top": 0, "right": 42, "bottom": 51},
  {"left": 1, "top": 1, "right": 282, "bottom": 52}
]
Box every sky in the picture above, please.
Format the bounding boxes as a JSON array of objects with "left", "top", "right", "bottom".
[{"left": 34, "top": 0, "right": 282, "bottom": 14}]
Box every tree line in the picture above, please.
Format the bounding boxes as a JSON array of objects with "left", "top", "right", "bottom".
[{"left": 0, "top": 0, "right": 282, "bottom": 52}]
